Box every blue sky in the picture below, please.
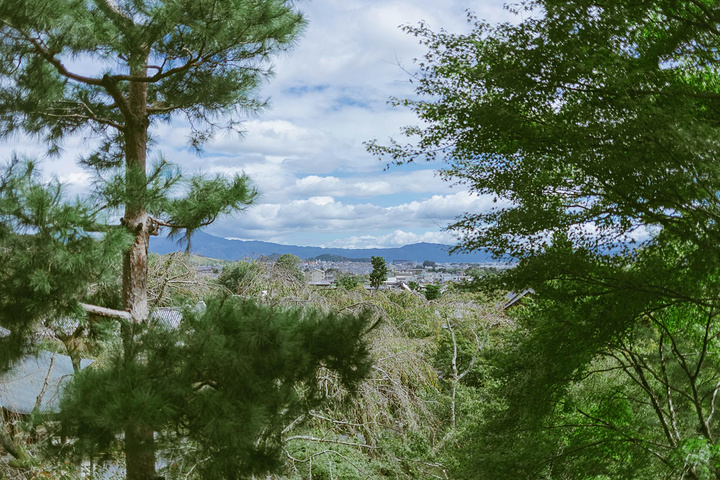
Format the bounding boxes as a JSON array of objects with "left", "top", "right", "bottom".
[{"left": 2, "top": 0, "right": 514, "bottom": 249}]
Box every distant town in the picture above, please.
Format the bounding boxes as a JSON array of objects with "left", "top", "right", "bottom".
[
  {"left": 302, "top": 258, "right": 504, "bottom": 287},
  {"left": 194, "top": 254, "right": 508, "bottom": 291}
]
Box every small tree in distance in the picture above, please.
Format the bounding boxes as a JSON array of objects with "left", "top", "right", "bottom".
[
  {"left": 369, "top": 256, "right": 387, "bottom": 290},
  {"left": 424, "top": 284, "right": 441, "bottom": 301},
  {"left": 275, "top": 253, "right": 304, "bottom": 282},
  {"left": 336, "top": 273, "right": 361, "bottom": 291}
]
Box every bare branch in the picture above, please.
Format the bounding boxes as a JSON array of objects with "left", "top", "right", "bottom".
[
  {"left": 80, "top": 302, "right": 132, "bottom": 321},
  {"left": 285, "top": 435, "right": 375, "bottom": 450},
  {"left": 34, "top": 352, "right": 56, "bottom": 410}
]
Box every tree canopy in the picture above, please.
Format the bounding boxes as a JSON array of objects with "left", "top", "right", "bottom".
[
  {"left": 369, "top": 256, "right": 387, "bottom": 290},
  {"left": 369, "top": 1, "right": 720, "bottom": 478},
  {"left": 58, "top": 296, "right": 373, "bottom": 479},
  {"left": 369, "top": 0, "right": 720, "bottom": 260},
  {"left": 0, "top": 1, "right": 306, "bottom": 478}
]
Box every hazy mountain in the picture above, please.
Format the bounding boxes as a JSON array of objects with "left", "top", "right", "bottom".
[{"left": 150, "top": 231, "right": 501, "bottom": 263}]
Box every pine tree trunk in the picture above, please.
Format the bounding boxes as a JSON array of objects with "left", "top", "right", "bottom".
[
  {"left": 125, "top": 424, "right": 156, "bottom": 480},
  {"left": 121, "top": 50, "right": 156, "bottom": 480},
  {"left": 122, "top": 53, "right": 150, "bottom": 327}
]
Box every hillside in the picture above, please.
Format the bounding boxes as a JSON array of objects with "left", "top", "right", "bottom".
[{"left": 150, "top": 231, "right": 500, "bottom": 263}]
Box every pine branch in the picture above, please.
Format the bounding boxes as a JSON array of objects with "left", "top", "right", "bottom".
[
  {"left": 2, "top": 21, "right": 105, "bottom": 87},
  {"left": 92, "top": 0, "right": 134, "bottom": 30},
  {"left": 80, "top": 303, "right": 132, "bottom": 321}
]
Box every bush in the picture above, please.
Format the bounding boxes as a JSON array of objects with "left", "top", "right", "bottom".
[{"left": 424, "top": 284, "right": 441, "bottom": 301}]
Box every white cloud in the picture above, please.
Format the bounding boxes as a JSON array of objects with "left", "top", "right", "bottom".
[
  {"left": 328, "top": 230, "right": 459, "bottom": 249},
  {"left": 291, "top": 170, "right": 446, "bottom": 197},
  {"left": 207, "top": 190, "right": 497, "bottom": 244},
  {"left": 3, "top": 1, "right": 516, "bottom": 248}
]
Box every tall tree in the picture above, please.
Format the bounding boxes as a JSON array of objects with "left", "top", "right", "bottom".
[
  {"left": 0, "top": 1, "right": 304, "bottom": 478},
  {"left": 369, "top": 255, "right": 387, "bottom": 290},
  {"left": 369, "top": 0, "right": 720, "bottom": 260},
  {"left": 369, "top": 1, "right": 720, "bottom": 477}
]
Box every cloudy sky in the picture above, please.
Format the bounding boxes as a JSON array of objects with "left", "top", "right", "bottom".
[{"left": 4, "top": 0, "right": 516, "bottom": 249}]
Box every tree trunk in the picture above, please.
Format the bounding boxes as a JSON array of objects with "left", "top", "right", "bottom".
[
  {"left": 121, "top": 50, "right": 156, "bottom": 480},
  {"left": 125, "top": 424, "right": 156, "bottom": 480},
  {"left": 0, "top": 409, "right": 32, "bottom": 467},
  {"left": 122, "top": 52, "right": 150, "bottom": 327}
]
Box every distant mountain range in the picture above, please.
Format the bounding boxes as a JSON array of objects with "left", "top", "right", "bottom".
[{"left": 149, "top": 231, "right": 501, "bottom": 263}]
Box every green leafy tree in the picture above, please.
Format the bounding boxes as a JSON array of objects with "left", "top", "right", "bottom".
[
  {"left": 369, "top": 1, "right": 720, "bottom": 478},
  {"left": 424, "top": 284, "right": 441, "bottom": 301},
  {"left": 464, "top": 243, "right": 720, "bottom": 480},
  {"left": 275, "top": 253, "right": 304, "bottom": 282},
  {"left": 369, "top": 256, "right": 387, "bottom": 291},
  {"left": 0, "top": 158, "right": 130, "bottom": 372},
  {"left": 368, "top": 1, "right": 720, "bottom": 260},
  {"left": 218, "top": 260, "right": 260, "bottom": 293},
  {"left": 0, "top": 1, "right": 304, "bottom": 478},
  {"left": 336, "top": 273, "right": 361, "bottom": 291}
]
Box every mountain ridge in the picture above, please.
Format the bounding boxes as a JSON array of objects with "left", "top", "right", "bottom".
[{"left": 149, "top": 231, "right": 500, "bottom": 263}]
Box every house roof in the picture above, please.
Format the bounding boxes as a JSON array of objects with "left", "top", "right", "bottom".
[
  {"left": 152, "top": 307, "right": 183, "bottom": 329},
  {"left": 0, "top": 350, "right": 93, "bottom": 414},
  {"left": 503, "top": 288, "right": 535, "bottom": 310}
]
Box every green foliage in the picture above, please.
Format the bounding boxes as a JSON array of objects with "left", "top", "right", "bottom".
[
  {"left": 162, "top": 174, "right": 258, "bottom": 246},
  {"left": 0, "top": 0, "right": 303, "bottom": 245},
  {"left": 454, "top": 243, "right": 720, "bottom": 479},
  {"left": 369, "top": 256, "right": 387, "bottom": 290},
  {"left": 0, "top": 0, "right": 307, "bottom": 477},
  {"left": 0, "top": 158, "right": 131, "bottom": 371},
  {"left": 0, "top": 0, "right": 305, "bottom": 149},
  {"left": 275, "top": 254, "right": 304, "bottom": 282},
  {"left": 369, "top": 1, "right": 720, "bottom": 478},
  {"left": 217, "top": 260, "right": 261, "bottom": 294},
  {"left": 368, "top": 1, "right": 720, "bottom": 260},
  {"left": 336, "top": 273, "right": 361, "bottom": 291},
  {"left": 424, "top": 284, "right": 441, "bottom": 301},
  {"left": 199, "top": 271, "right": 505, "bottom": 480},
  {"left": 58, "top": 296, "right": 373, "bottom": 479}
]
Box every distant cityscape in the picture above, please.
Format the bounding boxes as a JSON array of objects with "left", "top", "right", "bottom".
[{"left": 301, "top": 258, "right": 504, "bottom": 287}]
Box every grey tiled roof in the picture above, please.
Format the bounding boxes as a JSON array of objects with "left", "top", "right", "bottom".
[
  {"left": 151, "top": 307, "right": 183, "bottom": 329},
  {"left": 0, "top": 350, "right": 93, "bottom": 414},
  {"left": 503, "top": 288, "right": 535, "bottom": 310}
]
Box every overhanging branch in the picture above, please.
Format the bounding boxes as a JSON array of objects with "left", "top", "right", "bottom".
[{"left": 80, "top": 303, "right": 132, "bottom": 321}]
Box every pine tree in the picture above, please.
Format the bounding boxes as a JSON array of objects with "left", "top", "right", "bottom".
[
  {"left": 0, "top": 1, "right": 305, "bottom": 478},
  {"left": 0, "top": 157, "right": 129, "bottom": 372},
  {"left": 58, "top": 297, "right": 374, "bottom": 479}
]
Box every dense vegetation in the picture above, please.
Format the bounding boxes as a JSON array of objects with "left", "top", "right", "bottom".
[
  {"left": 368, "top": 1, "right": 720, "bottom": 478},
  {"left": 3, "top": 0, "right": 720, "bottom": 479},
  {"left": 0, "top": 256, "right": 510, "bottom": 479}
]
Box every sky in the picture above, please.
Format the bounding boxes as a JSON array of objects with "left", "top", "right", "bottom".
[{"left": 2, "top": 0, "right": 516, "bottom": 249}]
